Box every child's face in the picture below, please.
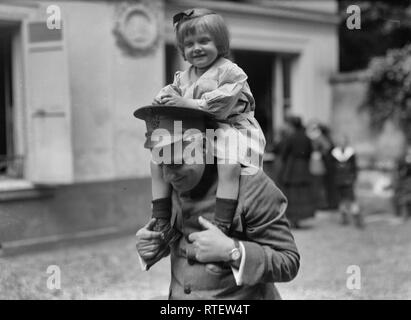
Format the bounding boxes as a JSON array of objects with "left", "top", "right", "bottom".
[
  {"left": 336, "top": 135, "right": 348, "bottom": 147},
  {"left": 183, "top": 31, "right": 218, "bottom": 70}
]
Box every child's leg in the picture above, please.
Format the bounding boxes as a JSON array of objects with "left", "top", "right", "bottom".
[
  {"left": 151, "top": 161, "right": 171, "bottom": 201},
  {"left": 350, "top": 200, "right": 365, "bottom": 229},
  {"left": 339, "top": 199, "right": 349, "bottom": 225},
  {"left": 150, "top": 161, "right": 172, "bottom": 232},
  {"left": 215, "top": 163, "right": 241, "bottom": 234}
]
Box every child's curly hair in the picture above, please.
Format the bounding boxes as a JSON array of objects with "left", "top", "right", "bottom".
[{"left": 174, "top": 8, "right": 230, "bottom": 60}]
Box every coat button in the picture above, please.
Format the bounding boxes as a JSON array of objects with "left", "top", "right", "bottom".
[{"left": 184, "top": 285, "right": 191, "bottom": 294}]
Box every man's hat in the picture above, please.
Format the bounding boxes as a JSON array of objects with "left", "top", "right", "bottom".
[{"left": 133, "top": 105, "right": 216, "bottom": 149}]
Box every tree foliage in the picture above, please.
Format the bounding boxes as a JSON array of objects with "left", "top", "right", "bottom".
[
  {"left": 362, "top": 44, "right": 411, "bottom": 141},
  {"left": 338, "top": 0, "right": 411, "bottom": 72}
]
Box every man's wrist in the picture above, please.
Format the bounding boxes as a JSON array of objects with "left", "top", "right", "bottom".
[
  {"left": 227, "top": 239, "right": 241, "bottom": 268},
  {"left": 222, "top": 238, "right": 235, "bottom": 262}
]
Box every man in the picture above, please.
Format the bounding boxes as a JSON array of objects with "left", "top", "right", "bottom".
[{"left": 134, "top": 105, "right": 300, "bottom": 299}]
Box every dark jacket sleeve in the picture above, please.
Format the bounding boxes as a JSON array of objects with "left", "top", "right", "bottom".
[
  {"left": 351, "top": 154, "right": 358, "bottom": 181},
  {"left": 239, "top": 172, "right": 300, "bottom": 286}
]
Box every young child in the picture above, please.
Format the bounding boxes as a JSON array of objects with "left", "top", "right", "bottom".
[
  {"left": 150, "top": 8, "right": 266, "bottom": 240},
  {"left": 331, "top": 135, "right": 364, "bottom": 228}
]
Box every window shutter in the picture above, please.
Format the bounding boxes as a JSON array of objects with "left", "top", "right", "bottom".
[{"left": 23, "top": 19, "right": 73, "bottom": 184}]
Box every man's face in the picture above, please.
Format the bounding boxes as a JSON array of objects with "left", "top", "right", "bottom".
[
  {"left": 162, "top": 161, "right": 205, "bottom": 193},
  {"left": 159, "top": 141, "right": 206, "bottom": 193},
  {"left": 183, "top": 31, "right": 218, "bottom": 70}
]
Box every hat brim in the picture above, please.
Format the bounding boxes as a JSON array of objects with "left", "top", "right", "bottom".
[{"left": 133, "top": 105, "right": 215, "bottom": 121}]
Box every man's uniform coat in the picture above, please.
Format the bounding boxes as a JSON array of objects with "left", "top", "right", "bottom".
[{"left": 153, "top": 165, "right": 300, "bottom": 300}]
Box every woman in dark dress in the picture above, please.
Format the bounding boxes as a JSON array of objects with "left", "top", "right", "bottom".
[
  {"left": 272, "top": 126, "right": 290, "bottom": 187},
  {"left": 318, "top": 124, "right": 338, "bottom": 210},
  {"left": 280, "top": 116, "right": 316, "bottom": 228}
]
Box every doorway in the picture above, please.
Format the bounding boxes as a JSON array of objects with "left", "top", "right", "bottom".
[
  {"left": 232, "top": 50, "right": 275, "bottom": 148},
  {"left": 0, "top": 24, "right": 15, "bottom": 175}
]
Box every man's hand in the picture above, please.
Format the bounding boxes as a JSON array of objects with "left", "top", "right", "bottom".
[
  {"left": 135, "top": 218, "right": 163, "bottom": 260},
  {"left": 188, "top": 216, "right": 235, "bottom": 263}
]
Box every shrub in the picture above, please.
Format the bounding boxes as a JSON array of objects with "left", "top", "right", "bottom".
[{"left": 362, "top": 44, "right": 411, "bottom": 142}]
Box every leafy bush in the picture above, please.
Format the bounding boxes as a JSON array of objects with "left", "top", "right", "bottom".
[{"left": 362, "top": 44, "right": 411, "bottom": 142}]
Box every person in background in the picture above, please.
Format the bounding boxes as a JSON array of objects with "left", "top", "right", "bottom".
[
  {"left": 394, "top": 145, "right": 411, "bottom": 220},
  {"left": 272, "top": 125, "right": 290, "bottom": 187},
  {"left": 280, "top": 116, "right": 315, "bottom": 228},
  {"left": 318, "top": 124, "right": 338, "bottom": 210},
  {"left": 331, "top": 135, "right": 364, "bottom": 228},
  {"left": 306, "top": 121, "right": 328, "bottom": 210},
  {"left": 306, "top": 121, "right": 338, "bottom": 211}
]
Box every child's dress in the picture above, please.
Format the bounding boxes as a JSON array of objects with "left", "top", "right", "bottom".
[{"left": 155, "top": 57, "right": 266, "bottom": 174}]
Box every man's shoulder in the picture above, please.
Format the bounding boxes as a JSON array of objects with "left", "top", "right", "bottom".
[
  {"left": 240, "top": 169, "right": 285, "bottom": 199},
  {"left": 240, "top": 168, "right": 272, "bottom": 183},
  {"left": 238, "top": 169, "right": 288, "bottom": 219}
]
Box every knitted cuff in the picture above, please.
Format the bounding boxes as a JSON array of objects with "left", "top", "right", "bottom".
[
  {"left": 152, "top": 198, "right": 172, "bottom": 219},
  {"left": 215, "top": 198, "right": 238, "bottom": 225}
]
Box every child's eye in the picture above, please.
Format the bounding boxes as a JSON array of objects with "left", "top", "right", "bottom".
[
  {"left": 184, "top": 42, "right": 193, "bottom": 47},
  {"left": 199, "top": 38, "right": 211, "bottom": 44}
]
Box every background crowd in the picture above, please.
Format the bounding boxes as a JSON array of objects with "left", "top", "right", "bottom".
[{"left": 270, "top": 115, "right": 411, "bottom": 229}]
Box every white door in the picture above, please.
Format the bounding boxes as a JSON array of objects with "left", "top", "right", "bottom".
[{"left": 23, "top": 18, "right": 73, "bottom": 184}]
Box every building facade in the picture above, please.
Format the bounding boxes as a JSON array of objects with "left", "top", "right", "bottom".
[{"left": 0, "top": 0, "right": 338, "bottom": 250}]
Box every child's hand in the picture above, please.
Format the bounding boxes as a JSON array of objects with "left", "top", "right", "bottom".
[
  {"left": 160, "top": 94, "right": 199, "bottom": 109},
  {"left": 152, "top": 97, "right": 162, "bottom": 105},
  {"left": 160, "top": 94, "right": 187, "bottom": 107}
]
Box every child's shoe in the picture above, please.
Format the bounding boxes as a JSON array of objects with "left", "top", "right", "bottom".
[{"left": 145, "top": 221, "right": 181, "bottom": 270}]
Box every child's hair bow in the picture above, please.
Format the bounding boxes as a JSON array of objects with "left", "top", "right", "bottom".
[{"left": 172, "top": 8, "right": 216, "bottom": 27}]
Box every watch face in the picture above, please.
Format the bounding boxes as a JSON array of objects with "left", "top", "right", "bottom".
[{"left": 231, "top": 248, "right": 241, "bottom": 261}]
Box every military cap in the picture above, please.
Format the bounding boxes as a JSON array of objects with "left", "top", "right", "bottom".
[{"left": 133, "top": 105, "right": 216, "bottom": 149}]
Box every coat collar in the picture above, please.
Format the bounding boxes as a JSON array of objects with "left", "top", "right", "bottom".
[{"left": 331, "top": 146, "right": 355, "bottom": 162}]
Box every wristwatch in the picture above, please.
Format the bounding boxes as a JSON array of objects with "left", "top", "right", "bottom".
[{"left": 229, "top": 239, "right": 241, "bottom": 262}]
